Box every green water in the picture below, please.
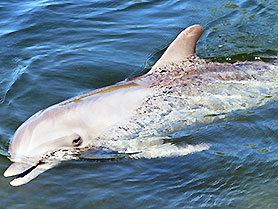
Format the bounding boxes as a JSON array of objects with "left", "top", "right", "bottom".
[{"left": 0, "top": 0, "right": 278, "bottom": 208}]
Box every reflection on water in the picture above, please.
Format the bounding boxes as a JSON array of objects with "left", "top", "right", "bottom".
[{"left": 0, "top": 0, "right": 277, "bottom": 208}]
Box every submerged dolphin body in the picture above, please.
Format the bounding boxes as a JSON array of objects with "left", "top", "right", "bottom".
[{"left": 4, "top": 25, "right": 278, "bottom": 186}]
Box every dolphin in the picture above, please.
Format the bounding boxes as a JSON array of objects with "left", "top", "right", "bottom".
[{"left": 3, "top": 24, "right": 278, "bottom": 186}]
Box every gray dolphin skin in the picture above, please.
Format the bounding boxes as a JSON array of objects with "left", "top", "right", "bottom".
[{"left": 4, "top": 24, "right": 278, "bottom": 186}]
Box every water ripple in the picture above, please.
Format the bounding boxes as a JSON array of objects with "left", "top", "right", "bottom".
[{"left": 0, "top": 0, "right": 277, "bottom": 208}]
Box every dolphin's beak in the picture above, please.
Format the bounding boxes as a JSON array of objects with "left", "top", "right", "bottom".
[
  {"left": 4, "top": 161, "right": 57, "bottom": 186},
  {"left": 4, "top": 162, "right": 34, "bottom": 177}
]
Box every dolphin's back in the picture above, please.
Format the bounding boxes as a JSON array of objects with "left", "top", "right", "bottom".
[{"left": 148, "top": 58, "right": 278, "bottom": 111}]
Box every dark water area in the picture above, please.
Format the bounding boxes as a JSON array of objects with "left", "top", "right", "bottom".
[{"left": 0, "top": 0, "right": 278, "bottom": 208}]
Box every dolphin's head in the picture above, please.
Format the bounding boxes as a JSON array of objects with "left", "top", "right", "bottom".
[{"left": 4, "top": 105, "right": 92, "bottom": 186}]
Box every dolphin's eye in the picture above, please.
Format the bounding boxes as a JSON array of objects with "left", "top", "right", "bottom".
[{"left": 72, "top": 136, "right": 82, "bottom": 147}]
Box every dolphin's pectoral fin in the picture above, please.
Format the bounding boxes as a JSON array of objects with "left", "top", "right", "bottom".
[
  {"left": 152, "top": 24, "right": 204, "bottom": 69},
  {"left": 102, "top": 135, "right": 210, "bottom": 159},
  {"left": 127, "top": 143, "right": 211, "bottom": 159},
  {"left": 4, "top": 161, "right": 58, "bottom": 186},
  {"left": 78, "top": 153, "right": 127, "bottom": 161},
  {"left": 78, "top": 148, "right": 142, "bottom": 161}
]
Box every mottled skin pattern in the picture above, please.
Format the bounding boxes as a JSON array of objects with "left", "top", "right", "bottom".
[{"left": 100, "top": 58, "right": 278, "bottom": 147}]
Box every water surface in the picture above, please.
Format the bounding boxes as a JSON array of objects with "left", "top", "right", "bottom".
[{"left": 0, "top": 0, "right": 278, "bottom": 208}]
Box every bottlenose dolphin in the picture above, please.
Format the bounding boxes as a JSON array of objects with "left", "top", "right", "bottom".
[{"left": 4, "top": 24, "right": 278, "bottom": 186}]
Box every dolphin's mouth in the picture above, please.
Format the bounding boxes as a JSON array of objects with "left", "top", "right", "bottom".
[
  {"left": 16, "top": 163, "right": 40, "bottom": 178},
  {"left": 4, "top": 161, "right": 58, "bottom": 186},
  {"left": 4, "top": 148, "right": 82, "bottom": 186}
]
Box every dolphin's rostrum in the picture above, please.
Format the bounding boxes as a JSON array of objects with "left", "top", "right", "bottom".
[{"left": 4, "top": 25, "right": 278, "bottom": 186}]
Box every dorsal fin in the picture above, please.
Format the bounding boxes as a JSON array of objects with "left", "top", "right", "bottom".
[{"left": 152, "top": 24, "right": 204, "bottom": 69}]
